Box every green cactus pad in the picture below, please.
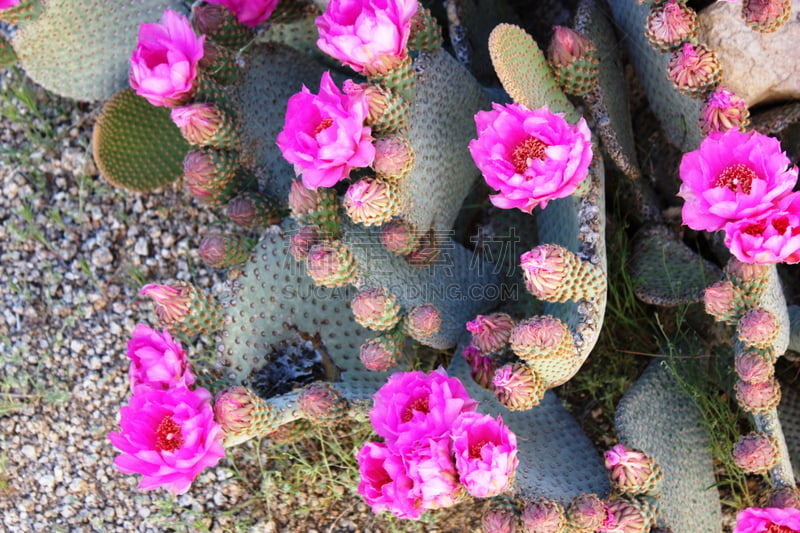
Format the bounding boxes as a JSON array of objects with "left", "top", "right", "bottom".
[
  {"left": 630, "top": 225, "right": 723, "bottom": 306},
  {"left": 450, "top": 353, "right": 610, "bottom": 501},
  {"left": 608, "top": 1, "right": 704, "bottom": 151},
  {"left": 234, "top": 43, "right": 326, "bottom": 203},
  {"left": 217, "top": 221, "right": 394, "bottom": 397},
  {"left": 487, "top": 23, "right": 578, "bottom": 122},
  {"left": 92, "top": 88, "right": 190, "bottom": 192},
  {"left": 12, "top": 0, "right": 186, "bottom": 102},
  {"left": 777, "top": 380, "right": 800, "bottom": 479},
  {"left": 398, "top": 49, "right": 490, "bottom": 236},
  {"left": 574, "top": 0, "right": 642, "bottom": 180},
  {"left": 615, "top": 359, "right": 722, "bottom": 533},
  {"left": 0, "top": 0, "right": 41, "bottom": 26}
]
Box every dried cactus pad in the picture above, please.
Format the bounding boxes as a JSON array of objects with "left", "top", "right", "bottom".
[
  {"left": 615, "top": 359, "right": 722, "bottom": 533},
  {"left": 217, "top": 221, "right": 393, "bottom": 396},
  {"left": 92, "top": 88, "right": 189, "bottom": 192},
  {"left": 449, "top": 352, "right": 610, "bottom": 501},
  {"left": 630, "top": 225, "right": 723, "bottom": 306},
  {"left": 13, "top": 0, "right": 186, "bottom": 102}
]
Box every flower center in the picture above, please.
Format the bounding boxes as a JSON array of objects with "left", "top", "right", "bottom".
[
  {"left": 766, "top": 523, "right": 798, "bottom": 533},
  {"left": 155, "top": 415, "right": 184, "bottom": 452},
  {"left": 401, "top": 396, "right": 429, "bottom": 423},
  {"left": 469, "top": 440, "right": 489, "bottom": 459},
  {"left": 743, "top": 220, "right": 767, "bottom": 236},
  {"left": 511, "top": 137, "right": 548, "bottom": 174},
  {"left": 714, "top": 163, "right": 757, "bottom": 194},
  {"left": 772, "top": 216, "right": 790, "bottom": 234},
  {"left": 314, "top": 117, "right": 334, "bottom": 136}
]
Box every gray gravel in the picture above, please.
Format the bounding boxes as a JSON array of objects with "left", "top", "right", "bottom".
[{"left": 0, "top": 71, "right": 485, "bottom": 532}]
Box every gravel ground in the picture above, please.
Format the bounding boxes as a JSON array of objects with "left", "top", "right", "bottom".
[{"left": 0, "top": 69, "right": 490, "bottom": 532}]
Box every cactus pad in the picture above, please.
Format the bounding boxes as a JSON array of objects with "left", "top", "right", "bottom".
[{"left": 92, "top": 88, "right": 190, "bottom": 192}]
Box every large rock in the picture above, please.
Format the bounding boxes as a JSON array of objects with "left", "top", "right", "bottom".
[{"left": 698, "top": 0, "right": 800, "bottom": 106}]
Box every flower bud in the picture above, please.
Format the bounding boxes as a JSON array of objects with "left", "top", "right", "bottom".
[
  {"left": 466, "top": 313, "right": 515, "bottom": 354},
  {"left": 171, "top": 103, "right": 224, "bottom": 145},
  {"left": 645, "top": 0, "right": 697, "bottom": 51},
  {"left": 462, "top": 344, "right": 495, "bottom": 390},
  {"left": 742, "top": 0, "right": 791, "bottom": 33},
  {"left": 227, "top": 192, "right": 280, "bottom": 229},
  {"left": 737, "top": 308, "right": 779, "bottom": 348},
  {"left": 767, "top": 484, "right": 800, "bottom": 509},
  {"left": 704, "top": 280, "right": 736, "bottom": 323},
  {"left": 214, "top": 386, "right": 253, "bottom": 435},
  {"left": 567, "top": 493, "right": 606, "bottom": 532},
  {"left": 306, "top": 241, "right": 357, "bottom": 288},
  {"left": 199, "top": 232, "right": 251, "bottom": 268},
  {"left": 482, "top": 507, "right": 517, "bottom": 533},
  {"left": 666, "top": 42, "right": 721, "bottom": 98},
  {"left": 288, "top": 226, "right": 320, "bottom": 261},
  {"left": 359, "top": 335, "right": 401, "bottom": 371},
  {"left": 492, "top": 363, "right": 545, "bottom": 411},
  {"left": 725, "top": 258, "right": 769, "bottom": 284},
  {"left": 603, "top": 444, "right": 663, "bottom": 496},
  {"left": 184, "top": 148, "right": 238, "bottom": 205},
  {"left": 289, "top": 179, "right": 322, "bottom": 216},
  {"left": 735, "top": 378, "right": 781, "bottom": 413},
  {"left": 372, "top": 135, "right": 414, "bottom": 180},
  {"left": 547, "top": 26, "right": 599, "bottom": 97},
  {"left": 700, "top": 86, "right": 749, "bottom": 135},
  {"left": 406, "top": 230, "right": 440, "bottom": 267},
  {"left": 351, "top": 287, "right": 401, "bottom": 331},
  {"left": 732, "top": 432, "right": 779, "bottom": 474},
  {"left": 520, "top": 499, "right": 566, "bottom": 533},
  {"left": 380, "top": 219, "right": 420, "bottom": 255},
  {"left": 735, "top": 349, "right": 774, "bottom": 383},
  {"left": 405, "top": 304, "right": 442, "bottom": 342},
  {"left": 140, "top": 283, "right": 191, "bottom": 325},
  {"left": 141, "top": 282, "right": 222, "bottom": 336},
  {"left": 520, "top": 244, "right": 566, "bottom": 300},
  {"left": 509, "top": 315, "right": 572, "bottom": 362},
  {"left": 343, "top": 178, "right": 397, "bottom": 226},
  {"left": 298, "top": 382, "right": 346, "bottom": 424},
  {"left": 600, "top": 499, "right": 647, "bottom": 533}
]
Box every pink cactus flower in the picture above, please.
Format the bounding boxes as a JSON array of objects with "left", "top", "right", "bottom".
[
  {"left": 678, "top": 129, "right": 798, "bottom": 232},
  {"left": 127, "top": 324, "right": 194, "bottom": 392},
  {"left": 451, "top": 412, "right": 518, "bottom": 498},
  {"left": 0, "top": 1, "right": 21, "bottom": 9},
  {"left": 405, "top": 436, "right": 463, "bottom": 510},
  {"left": 469, "top": 103, "right": 593, "bottom": 213},
  {"left": 129, "top": 10, "right": 205, "bottom": 107},
  {"left": 141, "top": 284, "right": 192, "bottom": 325},
  {"left": 723, "top": 192, "right": 800, "bottom": 265},
  {"left": 315, "top": 0, "right": 419, "bottom": 76},
  {"left": 356, "top": 441, "right": 423, "bottom": 519},
  {"left": 277, "top": 72, "right": 375, "bottom": 189},
  {"left": 734, "top": 507, "right": 800, "bottom": 533},
  {"left": 108, "top": 385, "right": 224, "bottom": 495},
  {"left": 204, "top": 0, "right": 277, "bottom": 27},
  {"left": 370, "top": 369, "right": 478, "bottom": 446},
  {"left": 700, "top": 86, "right": 749, "bottom": 135}
]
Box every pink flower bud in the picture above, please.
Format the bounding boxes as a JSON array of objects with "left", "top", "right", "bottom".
[
  {"left": 298, "top": 382, "right": 343, "bottom": 420},
  {"left": 548, "top": 26, "right": 592, "bottom": 66},
  {"left": 736, "top": 378, "right": 781, "bottom": 413},
  {"left": 482, "top": 507, "right": 517, "bottom": 533},
  {"left": 406, "top": 230, "right": 440, "bottom": 267},
  {"left": 198, "top": 233, "right": 228, "bottom": 268},
  {"left": 726, "top": 258, "right": 770, "bottom": 283},
  {"left": 735, "top": 349, "right": 774, "bottom": 383},
  {"left": 205, "top": 0, "right": 278, "bottom": 28},
  {"left": 700, "top": 86, "right": 749, "bottom": 135},
  {"left": 462, "top": 344, "right": 495, "bottom": 389},
  {"left": 343, "top": 80, "right": 392, "bottom": 125},
  {"left": 738, "top": 308, "right": 778, "bottom": 347},
  {"left": 406, "top": 304, "right": 442, "bottom": 339},
  {"left": 466, "top": 313, "right": 515, "bottom": 354},
  {"left": 567, "top": 494, "right": 607, "bottom": 531},
  {"left": 509, "top": 315, "right": 570, "bottom": 359},
  {"left": 171, "top": 103, "right": 224, "bottom": 145},
  {"left": 604, "top": 444, "right": 662, "bottom": 495},
  {"left": 667, "top": 42, "right": 720, "bottom": 97},
  {"left": 646, "top": 0, "right": 697, "bottom": 50},
  {"left": 228, "top": 195, "right": 258, "bottom": 228},
  {"left": 343, "top": 178, "right": 395, "bottom": 226},
  {"left": 520, "top": 244, "right": 566, "bottom": 300},
  {"left": 351, "top": 287, "right": 400, "bottom": 330},
  {"left": 767, "top": 484, "right": 800, "bottom": 508},
  {"left": 288, "top": 226, "right": 320, "bottom": 261},
  {"left": 492, "top": 363, "right": 545, "bottom": 411},
  {"left": 359, "top": 339, "right": 398, "bottom": 371},
  {"left": 704, "top": 280, "right": 736, "bottom": 321},
  {"left": 192, "top": 3, "right": 227, "bottom": 35},
  {"left": 141, "top": 283, "right": 192, "bottom": 325},
  {"left": 380, "top": 219, "right": 419, "bottom": 254},
  {"left": 520, "top": 499, "right": 566, "bottom": 533},
  {"left": 184, "top": 149, "right": 217, "bottom": 203},
  {"left": 599, "top": 499, "right": 647, "bottom": 533},
  {"left": 372, "top": 135, "right": 414, "bottom": 179},
  {"left": 213, "top": 386, "right": 253, "bottom": 434},
  {"left": 732, "top": 432, "right": 779, "bottom": 474},
  {"left": 306, "top": 242, "right": 355, "bottom": 287},
  {"left": 742, "top": 0, "right": 791, "bottom": 33},
  {"left": 289, "top": 179, "right": 322, "bottom": 216}
]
